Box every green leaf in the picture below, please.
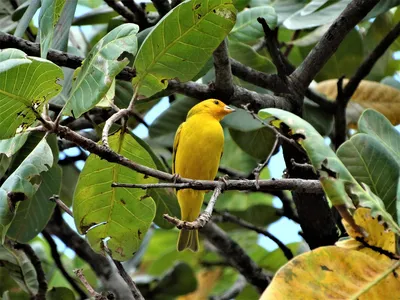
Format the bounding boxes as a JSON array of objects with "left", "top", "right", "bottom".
[
  {"left": 46, "top": 287, "right": 75, "bottom": 300},
  {"left": 0, "top": 242, "right": 38, "bottom": 295},
  {"left": 222, "top": 107, "right": 263, "bottom": 131},
  {"left": 259, "top": 108, "right": 400, "bottom": 234},
  {"left": 0, "top": 49, "right": 63, "bottom": 139},
  {"left": 73, "top": 130, "right": 156, "bottom": 261},
  {"left": 314, "top": 29, "right": 363, "bottom": 81},
  {"left": 230, "top": 6, "right": 277, "bottom": 43},
  {"left": 149, "top": 96, "right": 198, "bottom": 139},
  {"left": 258, "top": 242, "right": 304, "bottom": 272},
  {"left": 133, "top": 0, "right": 236, "bottom": 97},
  {"left": 59, "top": 164, "right": 79, "bottom": 207},
  {"left": 337, "top": 133, "right": 399, "bottom": 223},
  {"left": 39, "top": 0, "right": 66, "bottom": 58},
  {"left": 7, "top": 164, "right": 61, "bottom": 243},
  {"left": 65, "top": 24, "right": 139, "bottom": 118},
  {"left": 229, "top": 126, "right": 276, "bottom": 160},
  {"left": 289, "top": 24, "right": 330, "bottom": 47},
  {"left": 233, "top": 0, "right": 250, "bottom": 11},
  {"left": 219, "top": 129, "right": 258, "bottom": 174},
  {"left": 151, "top": 262, "right": 197, "bottom": 298},
  {"left": 0, "top": 138, "right": 53, "bottom": 240},
  {"left": 303, "top": 98, "right": 333, "bottom": 136},
  {"left": 358, "top": 109, "right": 400, "bottom": 165},
  {"left": 0, "top": 134, "right": 29, "bottom": 157},
  {"left": 51, "top": 0, "right": 77, "bottom": 52},
  {"left": 249, "top": 0, "right": 305, "bottom": 24},
  {"left": 13, "top": 0, "right": 40, "bottom": 38}
]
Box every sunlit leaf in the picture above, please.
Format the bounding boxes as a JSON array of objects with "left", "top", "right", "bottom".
[
  {"left": 261, "top": 246, "right": 400, "bottom": 299},
  {"left": 133, "top": 0, "right": 236, "bottom": 97},
  {"left": 65, "top": 24, "right": 139, "bottom": 118},
  {"left": 73, "top": 130, "right": 156, "bottom": 261},
  {"left": 0, "top": 49, "right": 63, "bottom": 139},
  {"left": 230, "top": 6, "right": 277, "bottom": 43},
  {"left": 316, "top": 79, "right": 400, "bottom": 125}
]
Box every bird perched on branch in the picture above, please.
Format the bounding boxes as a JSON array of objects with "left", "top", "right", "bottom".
[{"left": 172, "top": 99, "right": 235, "bottom": 252}]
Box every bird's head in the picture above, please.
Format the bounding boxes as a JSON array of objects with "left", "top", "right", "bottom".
[{"left": 187, "top": 99, "right": 235, "bottom": 121}]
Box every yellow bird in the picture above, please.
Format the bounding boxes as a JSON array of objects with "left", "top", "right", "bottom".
[{"left": 172, "top": 99, "right": 235, "bottom": 252}]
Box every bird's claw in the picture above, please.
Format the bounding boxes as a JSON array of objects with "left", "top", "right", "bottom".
[
  {"left": 171, "top": 173, "right": 181, "bottom": 183},
  {"left": 218, "top": 174, "right": 229, "bottom": 189}
]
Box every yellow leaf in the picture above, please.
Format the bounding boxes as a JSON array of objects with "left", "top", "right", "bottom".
[
  {"left": 336, "top": 207, "right": 397, "bottom": 262},
  {"left": 178, "top": 268, "right": 223, "bottom": 300},
  {"left": 315, "top": 79, "right": 400, "bottom": 125},
  {"left": 260, "top": 246, "right": 400, "bottom": 300}
]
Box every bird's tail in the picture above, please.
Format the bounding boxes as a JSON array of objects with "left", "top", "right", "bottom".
[
  {"left": 177, "top": 228, "right": 199, "bottom": 252},
  {"left": 176, "top": 189, "right": 203, "bottom": 252}
]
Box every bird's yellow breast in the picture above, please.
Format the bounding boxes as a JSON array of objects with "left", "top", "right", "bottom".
[{"left": 174, "top": 114, "right": 224, "bottom": 181}]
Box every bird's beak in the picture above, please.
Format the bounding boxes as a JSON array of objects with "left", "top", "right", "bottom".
[{"left": 224, "top": 105, "right": 235, "bottom": 113}]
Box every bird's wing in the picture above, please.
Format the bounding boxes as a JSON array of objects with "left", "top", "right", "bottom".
[{"left": 172, "top": 122, "right": 184, "bottom": 174}]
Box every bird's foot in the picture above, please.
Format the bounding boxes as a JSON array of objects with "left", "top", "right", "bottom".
[
  {"left": 218, "top": 174, "right": 229, "bottom": 189},
  {"left": 171, "top": 173, "right": 181, "bottom": 183}
]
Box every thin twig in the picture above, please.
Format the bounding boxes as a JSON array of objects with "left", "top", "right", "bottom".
[
  {"left": 102, "top": 108, "right": 131, "bottom": 148},
  {"left": 111, "top": 178, "right": 323, "bottom": 193},
  {"left": 252, "top": 136, "right": 279, "bottom": 188},
  {"left": 42, "top": 230, "right": 88, "bottom": 299},
  {"left": 112, "top": 260, "right": 145, "bottom": 300},
  {"left": 163, "top": 184, "right": 223, "bottom": 229},
  {"left": 74, "top": 269, "right": 108, "bottom": 300},
  {"left": 14, "top": 243, "right": 47, "bottom": 300},
  {"left": 50, "top": 195, "right": 73, "bottom": 217},
  {"left": 214, "top": 210, "right": 294, "bottom": 260},
  {"left": 283, "top": 30, "right": 301, "bottom": 57}
]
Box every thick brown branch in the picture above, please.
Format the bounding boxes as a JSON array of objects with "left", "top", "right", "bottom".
[
  {"left": 111, "top": 178, "right": 323, "bottom": 193},
  {"left": 121, "top": 0, "right": 150, "bottom": 28},
  {"left": 213, "top": 39, "right": 234, "bottom": 98},
  {"left": 0, "top": 32, "right": 136, "bottom": 81},
  {"left": 104, "top": 0, "right": 136, "bottom": 22},
  {"left": 200, "top": 222, "right": 270, "bottom": 293},
  {"left": 151, "top": 0, "right": 171, "bottom": 17},
  {"left": 292, "top": 0, "right": 380, "bottom": 90}
]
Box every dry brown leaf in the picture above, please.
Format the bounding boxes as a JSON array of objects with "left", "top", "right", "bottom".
[{"left": 315, "top": 79, "right": 400, "bottom": 125}]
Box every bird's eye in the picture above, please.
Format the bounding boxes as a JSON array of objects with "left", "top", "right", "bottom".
[{"left": 214, "top": 100, "right": 219, "bottom": 105}]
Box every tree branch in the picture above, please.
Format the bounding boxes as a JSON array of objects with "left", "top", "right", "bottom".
[
  {"left": 41, "top": 230, "right": 88, "bottom": 299},
  {"left": 111, "top": 178, "right": 323, "bottom": 193},
  {"left": 163, "top": 184, "right": 223, "bottom": 229},
  {"left": 104, "top": 0, "right": 136, "bottom": 22},
  {"left": 45, "top": 209, "right": 135, "bottom": 300},
  {"left": 112, "top": 260, "right": 144, "bottom": 300},
  {"left": 200, "top": 222, "right": 270, "bottom": 293},
  {"left": 14, "top": 243, "right": 47, "bottom": 300},
  {"left": 121, "top": 0, "right": 150, "bottom": 28},
  {"left": 213, "top": 39, "right": 234, "bottom": 98},
  {"left": 0, "top": 32, "right": 136, "bottom": 81},
  {"left": 74, "top": 269, "right": 108, "bottom": 300},
  {"left": 291, "top": 0, "right": 380, "bottom": 90},
  {"left": 151, "top": 0, "right": 171, "bottom": 17},
  {"left": 257, "top": 18, "right": 291, "bottom": 78},
  {"left": 214, "top": 209, "right": 294, "bottom": 260}
]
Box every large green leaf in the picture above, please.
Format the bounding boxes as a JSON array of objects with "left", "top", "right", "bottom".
[
  {"left": 65, "top": 24, "right": 139, "bottom": 118},
  {"left": 358, "top": 109, "right": 400, "bottom": 165},
  {"left": 73, "top": 130, "right": 156, "bottom": 261},
  {"left": 258, "top": 108, "right": 400, "bottom": 234},
  {"left": 39, "top": 0, "right": 66, "bottom": 57},
  {"left": 132, "top": 0, "right": 236, "bottom": 97},
  {"left": 59, "top": 164, "right": 80, "bottom": 207},
  {"left": 0, "top": 242, "right": 38, "bottom": 295},
  {"left": 51, "top": 0, "right": 77, "bottom": 52},
  {"left": 149, "top": 97, "right": 198, "bottom": 139},
  {"left": 229, "top": 6, "right": 277, "bottom": 43},
  {"left": 13, "top": 0, "right": 40, "bottom": 38},
  {"left": 0, "top": 133, "right": 29, "bottom": 157},
  {"left": 337, "top": 134, "right": 399, "bottom": 222},
  {"left": 46, "top": 287, "right": 75, "bottom": 300},
  {"left": 7, "top": 165, "right": 61, "bottom": 243},
  {"left": 249, "top": 0, "right": 306, "bottom": 24},
  {"left": 0, "top": 49, "right": 63, "bottom": 139},
  {"left": 0, "top": 138, "right": 53, "bottom": 240},
  {"left": 302, "top": 97, "right": 333, "bottom": 136}
]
